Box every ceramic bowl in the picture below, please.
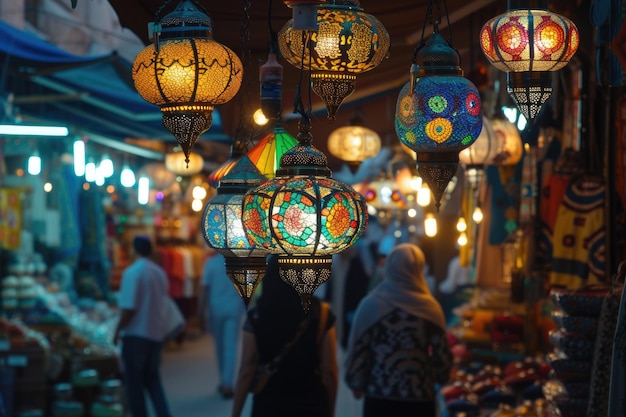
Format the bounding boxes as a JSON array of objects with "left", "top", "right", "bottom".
[
  {"left": 546, "top": 352, "right": 592, "bottom": 381},
  {"left": 549, "top": 330, "right": 595, "bottom": 361},
  {"left": 551, "top": 310, "right": 598, "bottom": 338},
  {"left": 549, "top": 287, "right": 608, "bottom": 316}
]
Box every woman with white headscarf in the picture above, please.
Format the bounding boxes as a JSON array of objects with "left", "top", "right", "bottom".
[{"left": 344, "top": 243, "right": 452, "bottom": 417}]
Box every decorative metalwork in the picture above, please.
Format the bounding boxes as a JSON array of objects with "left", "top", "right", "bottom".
[
  {"left": 132, "top": 0, "right": 243, "bottom": 164},
  {"left": 480, "top": 7, "right": 579, "bottom": 121},
  {"left": 278, "top": 0, "right": 390, "bottom": 120}
]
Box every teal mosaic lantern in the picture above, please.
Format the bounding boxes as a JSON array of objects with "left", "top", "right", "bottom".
[
  {"left": 242, "top": 119, "right": 367, "bottom": 309},
  {"left": 395, "top": 31, "right": 482, "bottom": 209},
  {"left": 202, "top": 156, "right": 268, "bottom": 306}
]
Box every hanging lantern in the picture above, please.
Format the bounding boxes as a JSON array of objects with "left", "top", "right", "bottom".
[
  {"left": 208, "top": 158, "right": 239, "bottom": 189},
  {"left": 132, "top": 0, "right": 243, "bottom": 165},
  {"left": 327, "top": 113, "right": 381, "bottom": 173},
  {"left": 278, "top": 0, "right": 390, "bottom": 120},
  {"left": 242, "top": 119, "right": 367, "bottom": 309},
  {"left": 395, "top": 31, "right": 483, "bottom": 210},
  {"left": 202, "top": 156, "right": 268, "bottom": 306},
  {"left": 283, "top": 1, "right": 327, "bottom": 30},
  {"left": 247, "top": 121, "right": 298, "bottom": 179},
  {"left": 459, "top": 116, "right": 499, "bottom": 188},
  {"left": 490, "top": 114, "right": 524, "bottom": 166},
  {"left": 480, "top": 6, "right": 579, "bottom": 121}
]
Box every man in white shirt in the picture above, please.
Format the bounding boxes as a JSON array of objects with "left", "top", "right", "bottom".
[{"left": 114, "top": 236, "right": 172, "bottom": 417}]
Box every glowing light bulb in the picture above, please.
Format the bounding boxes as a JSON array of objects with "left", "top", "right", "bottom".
[
  {"left": 457, "top": 232, "right": 468, "bottom": 246},
  {"left": 120, "top": 167, "right": 136, "bottom": 188},
  {"left": 85, "top": 161, "right": 97, "bottom": 183},
  {"left": 417, "top": 185, "right": 431, "bottom": 207},
  {"left": 424, "top": 213, "right": 437, "bottom": 237},
  {"left": 138, "top": 177, "right": 150, "bottom": 205},
  {"left": 28, "top": 154, "right": 41, "bottom": 175},
  {"left": 407, "top": 208, "right": 417, "bottom": 218},
  {"left": 456, "top": 217, "right": 467, "bottom": 232},
  {"left": 253, "top": 108, "right": 269, "bottom": 126},
  {"left": 192, "top": 185, "right": 207, "bottom": 200},
  {"left": 473, "top": 206, "right": 484, "bottom": 224},
  {"left": 191, "top": 199, "right": 203, "bottom": 212},
  {"left": 73, "top": 140, "right": 85, "bottom": 176},
  {"left": 43, "top": 182, "right": 53, "bottom": 192}
]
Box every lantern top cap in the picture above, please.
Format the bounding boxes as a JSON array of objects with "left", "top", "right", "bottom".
[
  {"left": 277, "top": 120, "right": 331, "bottom": 176},
  {"left": 158, "top": 0, "right": 213, "bottom": 39},
  {"left": 415, "top": 32, "right": 462, "bottom": 77},
  {"left": 218, "top": 156, "right": 266, "bottom": 188}
]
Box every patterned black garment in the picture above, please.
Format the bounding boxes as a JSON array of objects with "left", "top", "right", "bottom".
[{"left": 345, "top": 308, "right": 452, "bottom": 403}]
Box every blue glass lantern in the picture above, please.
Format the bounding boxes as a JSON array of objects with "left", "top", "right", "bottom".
[
  {"left": 395, "top": 31, "right": 482, "bottom": 209},
  {"left": 202, "top": 156, "right": 268, "bottom": 306}
]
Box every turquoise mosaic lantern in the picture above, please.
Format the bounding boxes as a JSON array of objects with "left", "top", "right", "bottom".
[
  {"left": 395, "top": 31, "right": 482, "bottom": 209},
  {"left": 202, "top": 156, "right": 268, "bottom": 306}
]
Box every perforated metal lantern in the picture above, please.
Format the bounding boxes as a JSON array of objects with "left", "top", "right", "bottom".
[
  {"left": 202, "top": 156, "right": 268, "bottom": 306},
  {"left": 395, "top": 32, "right": 482, "bottom": 209},
  {"left": 132, "top": 0, "right": 243, "bottom": 164},
  {"left": 242, "top": 120, "right": 367, "bottom": 309},
  {"left": 480, "top": 8, "right": 579, "bottom": 121},
  {"left": 278, "top": 0, "right": 390, "bottom": 120},
  {"left": 327, "top": 114, "right": 381, "bottom": 172}
]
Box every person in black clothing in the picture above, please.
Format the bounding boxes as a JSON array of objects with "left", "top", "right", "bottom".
[{"left": 231, "top": 255, "right": 338, "bottom": 417}]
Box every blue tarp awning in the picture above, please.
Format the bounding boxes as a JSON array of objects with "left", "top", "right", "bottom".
[{"left": 0, "top": 20, "right": 227, "bottom": 143}]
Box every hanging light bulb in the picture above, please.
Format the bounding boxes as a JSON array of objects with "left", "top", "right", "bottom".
[
  {"left": 120, "top": 166, "right": 136, "bottom": 188},
  {"left": 85, "top": 160, "right": 97, "bottom": 183},
  {"left": 138, "top": 176, "right": 150, "bottom": 205},
  {"left": 480, "top": 3, "right": 579, "bottom": 121},
  {"left": 424, "top": 213, "right": 437, "bottom": 237},
  {"left": 95, "top": 165, "right": 106, "bottom": 186},
  {"left": 28, "top": 152, "right": 41, "bottom": 176},
  {"left": 417, "top": 184, "right": 431, "bottom": 207},
  {"left": 191, "top": 199, "right": 204, "bottom": 212},
  {"left": 192, "top": 185, "right": 208, "bottom": 200},
  {"left": 395, "top": 18, "right": 482, "bottom": 210},
  {"left": 457, "top": 231, "right": 468, "bottom": 246},
  {"left": 279, "top": 0, "right": 390, "bottom": 120},
  {"left": 456, "top": 216, "right": 467, "bottom": 233},
  {"left": 100, "top": 154, "right": 114, "bottom": 178},
  {"left": 259, "top": 50, "right": 284, "bottom": 121},
  {"left": 473, "top": 206, "right": 484, "bottom": 224},
  {"left": 253, "top": 109, "right": 269, "bottom": 126},
  {"left": 73, "top": 139, "right": 85, "bottom": 176},
  {"left": 132, "top": 0, "right": 243, "bottom": 164}
]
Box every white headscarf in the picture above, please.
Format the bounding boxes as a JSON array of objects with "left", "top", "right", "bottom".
[{"left": 346, "top": 243, "right": 447, "bottom": 352}]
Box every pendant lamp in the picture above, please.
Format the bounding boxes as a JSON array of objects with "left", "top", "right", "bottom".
[
  {"left": 459, "top": 116, "right": 499, "bottom": 188},
  {"left": 247, "top": 121, "right": 298, "bottom": 179},
  {"left": 278, "top": 0, "right": 390, "bottom": 120},
  {"left": 480, "top": 1, "right": 579, "bottom": 121},
  {"left": 202, "top": 156, "right": 268, "bottom": 306},
  {"left": 132, "top": 0, "right": 243, "bottom": 165},
  {"left": 327, "top": 112, "right": 381, "bottom": 173},
  {"left": 242, "top": 118, "right": 367, "bottom": 310},
  {"left": 395, "top": 15, "right": 483, "bottom": 210}
]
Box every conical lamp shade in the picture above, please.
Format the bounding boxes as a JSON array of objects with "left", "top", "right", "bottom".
[{"left": 247, "top": 122, "right": 298, "bottom": 178}]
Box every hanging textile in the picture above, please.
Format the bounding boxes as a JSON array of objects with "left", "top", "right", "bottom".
[
  {"left": 0, "top": 188, "right": 22, "bottom": 250},
  {"left": 549, "top": 176, "right": 606, "bottom": 289}
]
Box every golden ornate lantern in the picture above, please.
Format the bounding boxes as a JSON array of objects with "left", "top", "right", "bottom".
[
  {"left": 132, "top": 0, "right": 243, "bottom": 165},
  {"left": 278, "top": 0, "right": 390, "bottom": 120},
  {"left": 327, "top": 113, "right": 381, "bottom": 172}
]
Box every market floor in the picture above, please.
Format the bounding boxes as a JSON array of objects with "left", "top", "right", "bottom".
[{"left": 159, "top": 332, "right": 363, "bottom": 417}]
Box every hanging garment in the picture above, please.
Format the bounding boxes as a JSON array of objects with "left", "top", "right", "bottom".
[{"left": 549, "top": 178, "right": 606, "bottom": 289}]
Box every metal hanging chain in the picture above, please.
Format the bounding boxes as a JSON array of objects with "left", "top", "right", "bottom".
[{"left": 234, "top": 0, "right": 254, "bottom": 153}]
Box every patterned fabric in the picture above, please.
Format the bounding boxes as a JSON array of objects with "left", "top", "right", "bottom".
[
  {"left": 549, "top": 179, "right": 606, "bottom": 288},
  {"left": 344, "top": 308, "right": 452, "bottom": 401},
  {"left": 589, "top": 285, "right": 622, "bottom": 417}
]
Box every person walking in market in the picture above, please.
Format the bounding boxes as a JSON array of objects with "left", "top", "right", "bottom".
[
  {"left": 344, "top": 243, "right": 452, "bottom": 417},
  {"left": 114, "top": 236, "right": 172, "bottom": 417},
  {"left": 197, "top": 251, "right": 246, "bottom": 399}
]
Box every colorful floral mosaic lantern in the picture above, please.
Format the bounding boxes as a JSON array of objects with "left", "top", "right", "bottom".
[
  {"left": 278, "top": 0, "right": 390, "bottom": 120},
  {"left": 202, "top": 156, "right": 268, "bottom": 306},
  {"left": 395, "top": 31, "right": 482, "bottom": 210},
  {"left": 242, "top": 119, "right": 367, "bottom": 309},
  {"left": 480, "top": 8, "right": 579, "bottom": 121}
]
